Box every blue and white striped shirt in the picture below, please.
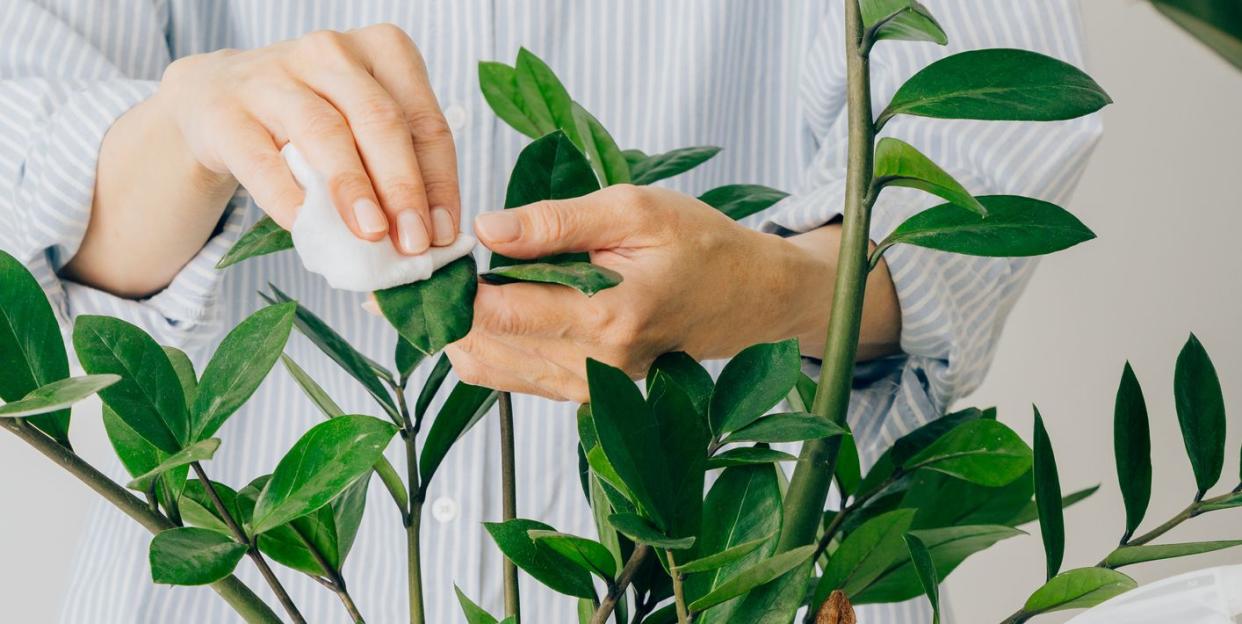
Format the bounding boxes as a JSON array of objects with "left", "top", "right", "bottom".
[{"left": 0, "top": 2, "right": 1101, "bottom": 622}]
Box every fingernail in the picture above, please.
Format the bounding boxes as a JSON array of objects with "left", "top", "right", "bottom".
[
  {"left": 474, "top": 211, "right": 521, "bottom": 243},
  {"left": 360, "top": 298, "right": 381, "bottom": 316},
  {"left": 431, "top": 206, "right": 456, "bottom": 246},
  {"left": 353, "top": 199, "right": 388, "bottom": 235},
  {"left": 397, "top": 210, "right": 430, "bottom": 254}
]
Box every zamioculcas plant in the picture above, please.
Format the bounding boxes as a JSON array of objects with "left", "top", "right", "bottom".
[{"left": 2, "top": 2, "right": 1241, "bottom": 624}]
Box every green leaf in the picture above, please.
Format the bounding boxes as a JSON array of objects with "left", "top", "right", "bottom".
[
  {"left": 1005, "top": 484, "right": 1099, "bottom": 527},
  {"left": 1033, "top": 408, "right": 1064, "bottom": 580},
  {"left": 235, "top": 476, "right": 337, "bottom": 576},
  {"left": 330, "top": 473, "right": 370, "bottom": 564},
  {"left": 1174, "top": 333, "right": 1227, "bottom": 497},
  {"left": 127, "top": 438, "right": 220, "bottom": 491},
  {"left": 482, "top": 261, "right": 622, "bottom": 296},
  {"left": 485, "top": 518, "right": 597, "bottom": 599},
  {"left": 515, "top": 48, "right": 579, "bottom": 144},
  {"left": 0, "top": 375, "right": 118, "bottom": 418},
  {"left": 251, "top": 415, "right": 396, "bottom": 535},
  {"left": 873, "top": 137, "right": 986, "bottom": 216},
  {"left": 675, "top": 534, "right": 771, "bottom": 575},
  {"left": 0, "top": 250, "right": 72, "bottom": 445},
  {"left": 1114, "top": 363, "right": 1151, "bottom": 542},
  {"left": 876, "top": 49, "right": 1111, "bottom": 127},
  {"left": 572, "top": 102, "right": 630, "bottom": 185},
  {"left": 1105, "top": 539, "right": 1242, "bottom": 568},
  {"left": 1023, "top": 568, "right": 1136, "bottom": 615},
  {"left": 687, "top": 545, "right": 816, "bottom": 613},
  {"left": 1200, "top": 491, "right": 1242, "bottom": 512},
  {"left": 709, "top": 339, "right": 801, "bottom": 435},
  {"left": 149, "top": 527, "right": 246, "bottom": 585},
  {"left": 455, "top": 585, "right": 502, "bottom": 624},
  {"left": 904, "top": 534, "right": 940, "bottom": 624},
  {"left": 192, "top": 303, "right": 295, "bottom": 439},
  {"left": 102, "top": 406, "right": 164, "bottom": 480},
  {"left": 419, "top": 382, "right": 498, "bottom": 487},
  {"left": 723, "top": 412, "right": 847, "bottom": 444},
  {"left": 394, "top": 337, "right": 424, "bottom": 386},
  {"left": 649, "top": 373, "right": 710, "bottom": 539},
  {"left": 629, "top": 146, "right": 721, "bottom": 185},
  {"left": 862, "top": 0, "right": 948, "bottom": 45},
  {"left": 375, "top": 255, "right": 478, "bottom": 357},
  {"left": 706, "top": 446, "right": 798, "bottom": 469},
  {"left": 818, "top": 509, "right": 917, "bottom": 601},
  {"left": 1151, "top": 0, "right": 1242, "bottom": 71},
  {"left": 216, "top": 217, "right": 292, "bottom": 269},
  {"left": 903, "top": 418, "right": 1033, "bottom": 486},
  {"left": 528, "top": 530, "right": 618, "bottom": 580},
  {"left": 855, "top": 524, "right": 1024, "bottom": 604},
  {"left": 162, "top": 346, "right": 197, "bottom": 407},
  {"left": 414, "top": 353, "right": 453, "bottom": 422},
  {"left": 608, "top": 513, "right": 695, "bottom": 550},
  {"left": 478, "top": 61, "right": 542, "bottom": 138},
  {"left": 73, "top": 316, "right": 189, "bottom": 453},
  {"left": 697, "top": 184, "right": 790, "bottom": 222},
  {"left": 647, "top": 352, "right": 714, "bottom": 418},
  {"left": 877, "top": 195, "right": 1095, "bottom": 261},
  {"left": 179, "top": 479, "right": 244, "bottom": 535},
  {"left": 280, "top": 354, "right": 345, "bottom": 418}
]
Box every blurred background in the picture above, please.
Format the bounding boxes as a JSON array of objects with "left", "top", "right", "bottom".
[{"left": 1, "top": 1, "right": 1240, "bottom": 622}]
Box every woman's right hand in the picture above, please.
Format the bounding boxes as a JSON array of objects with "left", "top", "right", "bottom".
[{"left": 157, "top": 23, "right": 460, "bottom": 255}]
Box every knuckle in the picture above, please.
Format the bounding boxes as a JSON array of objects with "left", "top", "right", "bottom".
[
  {"left": 328, "top": 172, "right": 373, "bottom": 201},
  {"left": 298, "top": 104, "right": 348, "bottom": 138},
  {"left": 376, "top": 178, "right": 427, "bottom": 210},
  {"left": 353, "top": 96, "right": 406, "bottom": 129},
  {"left": 407, "top": 110, "right": 453, "bottom": 143},
  {"left": 366, "top": 22, "right": 412, "bottom": 45},
  {"left": 300, "top": 30, "right": 352, "bottom": 63},
  {"left": 524, "top": 202, "right": 570, "bottom": 243}
]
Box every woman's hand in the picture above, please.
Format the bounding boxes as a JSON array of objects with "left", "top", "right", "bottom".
[{"left": 445, "top": 185, "right": 902, "bottom": 403}]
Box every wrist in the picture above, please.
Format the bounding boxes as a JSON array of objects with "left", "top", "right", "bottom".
[{"left": 772, "top": 229, "right": 838, "bottom": 357}]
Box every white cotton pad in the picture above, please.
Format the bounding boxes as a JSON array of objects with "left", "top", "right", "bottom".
[{"left": 283, "top": 144, "right": 475, "bottom": 292}]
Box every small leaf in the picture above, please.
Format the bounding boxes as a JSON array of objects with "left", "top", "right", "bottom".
[
  {"left": 723, "top": 412, "right": 847, "bottom": 444},
  {"left": 515, "top": 48, "right": 580, "bottom": 146},
  {"left": 149, "top": 527, "right": 246, "bottom": 586},
  {"left": 873, "top": 138, "right": 985, "bottom": 216},
  {"left": 1174, "top": 334, "right": 1227, "bottom": 498},
  {"left": 280, "top": 354, "right": 345, "bottom": 418},
  {"left": 572, "top": 102, "right": 630, "bottom": 185},
  {"left": 877, "top": 195, "right": 1095, "bottom": 260},
  {"left": 1104, "top": 540, "right": 1242, "bottom": 568},
  {"left": 179, "top": 479, "right": 244, "bottom": 535},
  {"left": 127, "top": 438, "right": 220, "bottom": 491},
  {"left": 419, "top": 382, "right": 499, "bottom": 488},
  {"left": 629, "top": 146, "right": 722, "bottom": 185},
  {"left": 1023, "top": 568, "right": 1136, "bottom": 614},
  {"left": 251, "top": 415, "right": 397, "bottom": 535},
  {"left": 877, "top": 49, "right": 1111, "bottom": 127},
  {"left": 1200, "top": 491, "right": 1242, "bottom": 512},
  {"left": 0, "top": 375, "right": 119, "bottom": 418},
  {"left": 854, "top": 524, "right": 1024, "bottom": 604},
  {"left": 1151, "top": 0, "right": 1242, "bottom": 71},
  {"left": 528, "top": 530, "right": 618, "bottom": 580},
  {"left": 482, "top": 262, "right": 622, "bottom": 296},
  {"left": 903, "top": 419, "right": 1033, "bottom": 487},
  {"left": 709, "top": 339, "right": 801, "bottom": 435},
  {"left": 647, "top": 352, "right": 714, "bottom": 417},
  {"left": 608, "top": 513, "right": 695, "bottom": 550},
  {"left": 1005, "top": 485, "right": 1100, "bottom": 527},
  {"left": 1033, "top": 408, "right": 1064, "bottom": 580},
  {"left": 818, "top": 509, "right": 917, "bottom": 601},
  {"left": 687, "top": 545, "right": 817, "bottom": 613},
  {"left": 414, "top": 353, "right": 453, "bottom": 421},
  {"left": 698, "top": 184, "right": 790, "bottom": 221},
  {"left": 455, "top": 585, "right": 501, "bottom": 624},
  {"left": 478, "top": 61, "right": 542, "bottom": 138},
  {"left": 162, "top": 346, "right": 197, "bottom": 407},
  {"left": 0, "top": 250, "right": 72, "bottom": 445},
  {"left": 485, "top": 518, "right": 597, "bottom": 599},
  {"left": 236, "top": 476, "right": 338, "bottom": 576},
  {"left": 376, "top": 255, "right": 479, "bottom": 357},
  {"left": 674, "top": 533, "right": 772, "bottom": 574},
  {"left": 192, "top": 303, "right": 296, "bottom": 439},
  {"left": 862, "top": 0, "right": 948, "bottom": 45},
  {"left": 102, "top": 406, "right": 164, "bottom": 480},
  {"left": 394, "top": 337, "right": 424, "bottom": 386},
  {"left": 1113, "top": 363, "right": 1151, "bottom": 542},
  {"left": 904, "top": 534, "right": 940, "bottom": 624},
  {"left": 216, "top": 217, "right": 292, "bottom": 269},
  {"left": 707, "top": 446, "right": 798, "bottom": 469}
]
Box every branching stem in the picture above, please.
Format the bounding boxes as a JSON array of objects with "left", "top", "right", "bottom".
[
  {"left": 667, "top": 550, "right": 691, "bottom": 623},
  {"left": 591, "top": 544, "right": 652, "bottom": 624}
]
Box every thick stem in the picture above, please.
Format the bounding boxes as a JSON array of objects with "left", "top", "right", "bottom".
[
  {"left": 0, "top": 419, "right": 281, "bottom": 624},
  {"left": 592, "top": 544, "right": 652, "bottom": 624},
  {"left": 397, "top": 379, "right": 426, "bottom": 624},
  {"left": 778, "top": 0, "right": 875, "bottom": 553},
  {"left": 407, "top": 501, "right": 425, "bottom": 624},
  {"left": 292, "top": 527, "right": 367, "bottom": 623},
  {"left": 667, "top": 550, "right": 691, "bottom": 624},
  {"left": 499, "top": 392, "right": 521, "bottom": 622}
]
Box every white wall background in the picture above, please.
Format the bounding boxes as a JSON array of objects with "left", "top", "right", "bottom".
[{"left": 1, "top": 1, "right": 1240, "bottom": 622}]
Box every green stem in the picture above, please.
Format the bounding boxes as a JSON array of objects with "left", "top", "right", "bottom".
[
  {"left": 499, "top": 392, "right": 521, "bottom": 622},
  {"left": 591, "top": 544, "right": 652, "bottom": 624},
  {"left": 393, "top": 376, "right": 426, "bottom": 624},
  {"left": 407, "top": 499, "right": 425, "bottom": 624},
  {"left": 667, "top": 550, "right": 691, "bottom": 624},
  {"left": 777, "top": 0, "right": 876, "bottom": 554},
  {"left": 292, "top": 527, "right": 366, "bottom": 623},
  {"left": 0, "top": 419, "right": 281, "bottom": 624}
]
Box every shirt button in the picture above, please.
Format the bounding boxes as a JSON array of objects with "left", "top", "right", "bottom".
[
  {"left": 431, "top": 496, "right": 458, "bottom": 523},
  {"left": 444, "top": 104, "right": 468, "bottom": 132}
]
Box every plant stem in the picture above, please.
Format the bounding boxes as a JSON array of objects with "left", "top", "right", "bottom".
[
  {"left": 292, "top": 527, "right": 367, "bottom": 623},
  {"left": 778, "top": 0, "right": 876, "bottom": 553},
  {"left": 192, "top": 462, "right": 307, "bottom": 624},
  {"left": 0, "top": 419, "right": 281, "bottom": 624},
  {"left": 592, "top": 544, "right": 652, "bottom": 624},
  {"left": 498, "top": 392, "right": 522, "bottom": 622},
  {"left": 393, "top": 376, "right": 426, "bottom": 624},
  {"left": 667, "top": 550, "right": 691, "bottom": 624},
  {"left": 407, "top": 499, "right": 425, "bottom": 624}
]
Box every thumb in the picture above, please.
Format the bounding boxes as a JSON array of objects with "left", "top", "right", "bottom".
[{"left": 473, "top": 187, "right": 651, "bottom": 258}]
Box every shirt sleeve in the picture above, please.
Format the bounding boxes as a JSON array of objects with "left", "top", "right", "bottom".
[
  {"left": 764, "top": 0, "right": 1104, "bottom": 459},
  {"left": 0, "top": 1, "right": 245, "bottom": 349}
]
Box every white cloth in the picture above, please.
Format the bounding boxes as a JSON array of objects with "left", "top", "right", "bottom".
[{"left": 284, "top": 144, "right": 475, "bottom": 292}]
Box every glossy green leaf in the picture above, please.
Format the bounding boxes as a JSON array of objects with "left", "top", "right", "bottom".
[
  {"left": 855, "top": 524, "right": 1024, "bottom": 604},
  {"left": 874, "top": 137, "right": 985, "bottom": 216},
  {"left": 414, "top": 353, "right": 453, "bottom": 422},
  {"left": 650, "top": 373, "right": 710, "bottom": 539},
  {"left": 280, "top": 354, "right": 345, "bottom": 418},
  {"left": 676, "top": 534, "right": 771, "bottom": 575},
  {"left": 376, "top": 254, "right": 478, "bottom": 357},
  {"left": 1105, "top": 539, "right": 1242, "bottom": 568},
  {"left": 608, "top": 513, "right": 695, "bottom": 550},
  {"left": 102, "top": 406, "right": 164, "bottom": 480},
  {"left": 251, "top": 415, "right": 396, "bottom": 534},
  {"left": 877, "top": 49, "right": 1111, "bottom": 127},
  {"left": 192, "top": 303, "right": 295, "bottom": 439},
  {"left": 706, "top": 446, "right": 797, "bottom": 469},
  {"left": 515, "top": 48, "right": 580, "bottom": 145},
  {"left": 723, "top": 412, "right": 847, "bottom": 444},
  {"left": 1005, "top": 484, "right": 1099, "bottom": 527},
  {"left": 330, "top": 472, "right": 370, "bottom": 564},
  {"left": 1024, "top": 568, "right": 1136, "bottom": 614},
  {"left": 478, "top": 61, "right": 542, "bottom": 138},
  {"left": 904, "top": 534, "right": 940, "bottom": 624},
  {"left": 1033, "top": 408, "right": 1064, "bottom": 580},
  {"left": 1174, "top": 334, "right": 1227, "bottom": 497},
  {"left": 455, "top": 585, "right": 502, "bottom": 624},
  {"left": 1151, "top": 0, "right": 1242, "bottom": 71},
  {"left": 818, "top": 509, "right": 917, "bottom": 601},
  {"left": 149, "top": 527, "right": 246, "bottom": 586},
  {"left": 0, "top": 375, "right": 118, "bottom": 418},
  {"left": 127, "top": 438, "right": 220, "bottom": 491},
  {"left": 697, "top": 184, "right": 789, "bottom": 222},
  {"left": 647, "top": 352, "right": 714, "bottom": 417},
  {"left": 904, "top": 418, "right": 1033, "bottom": 486},
  {"left": 572, "top": 102, "right": 630, "bottom": 185},
  {"left": 162, "top": 346, "right": 197, "bottom": 407},
  {"left": 485, "top": 518, "right": 597, "bottom": 599},
  {"left": 1114, "top": 363, "right": 1151, "bottom": 542},
  {"left": 528, "top": 530, "right": 618, "bottom": 580},
  {"left": 629, "top": 146, "right": 721, "bottom": 185},
  {"left": 394, "top": 337, "right": 424, "bottom": 386},
  {"left": 419, "top": 382, "right": 498, "bottom": 488},
  {"left": 216, "top": 217, "right": 292, "bottom": 269},
  {"left": 179, "top": 479, "right": 244, "bottom": 535},
  {"left": 709, "top": 339, "right": 801, "bottom": 435},
  {"left": 482, "top": 261, "right": 622, "bottom": 296},
  {"left": 877, "top": 195, "right": 1095, "bottom": 262},
  {"left": 235, "top": 475, "right": 336, "bottom": 576},
  {"left": 73, "top": 315, "right": 188, "bottom": 453},
  {"left": 862, "top": 0, "right": 947, "bottom": 45},
  {"left": 0, "top": 250, "right": 72, "bottom": 445},
  {"left": 687, "top": 545, "right": 816, "bottom": 613},
  {"left": 1200, "top": 491, "right": 1242, "bottom": 512}
]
